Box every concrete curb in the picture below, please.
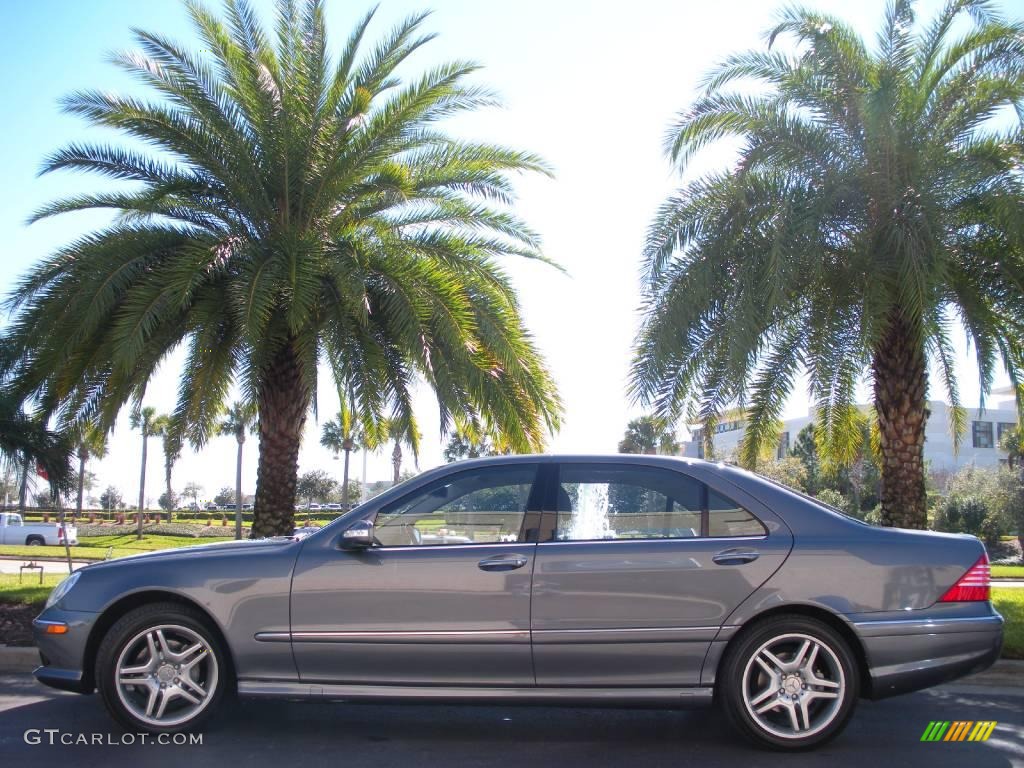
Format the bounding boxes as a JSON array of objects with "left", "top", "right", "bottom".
[
  {"left": 1, "top": 644, "right": 1022, "bottom": 686},
  {"left": 0, "top": 646, "right": 39, "bottom": 673}
]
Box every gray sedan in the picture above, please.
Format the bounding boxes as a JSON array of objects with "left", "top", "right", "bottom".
[{"left": 32, "top": 455, "right": 1002, "bottom": 750}]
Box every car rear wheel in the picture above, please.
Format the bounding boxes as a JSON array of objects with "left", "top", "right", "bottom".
[
  {"left": 718, "top": 615, "right": 859, "bottom": 750},
  {"left": 96, "top": 602, "right": 228, "bottom": 733},
  {"left": 25, "top": 536, "right": 44, "bottom": 546}
]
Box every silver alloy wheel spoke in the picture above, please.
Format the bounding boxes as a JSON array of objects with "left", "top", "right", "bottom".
[
  {"left": 741, "top": 632, "right": 845, "bottom": 740},
  {"left": 115, "top": 623, "right": 219, "bottom": 727}
]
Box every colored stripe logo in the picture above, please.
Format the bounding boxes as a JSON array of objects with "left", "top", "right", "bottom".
[{"left": 921, "top": 721, "right": 997, "bottom": 742}]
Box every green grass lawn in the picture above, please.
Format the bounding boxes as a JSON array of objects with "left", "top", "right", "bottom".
[
  {"left": 0, "top": 573, "right": 64, "bottom": 608},
  {"left": 992, "top": 564, "right": 1024, "bottom": 579},
  {"left": 993, "top": 588, "right": 1024, "bottom": 660},
  {"left": 0, "top": 534, "right": 234, "bottom": 562}
]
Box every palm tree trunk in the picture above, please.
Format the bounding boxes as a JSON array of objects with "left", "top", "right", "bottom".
[
  {"left": 392, "top": 441, "right": 402, "bottom": 484},
  {"left": 75, "top": 450, "right": 86, "bottom": 520},
  {"left": 342, "top": 448, "right": 351, "bottom": 509},
  {"left": 164, "top": 458, "right": 174, "bottom": 523},
  {"left": 137, "top": 431, "right": 147, "bottom": 540},
  {"left": 252, "top": 343, "right": 310, "bottom": 538},
  {"left": 18, "top": 454, "right": 29, "bottom": 513},
  {"left": 873, "top": 311, "right": 928, "bottom": 529},
  {"left": 235, "top": 437, "right": 244, "bottom": 540}
]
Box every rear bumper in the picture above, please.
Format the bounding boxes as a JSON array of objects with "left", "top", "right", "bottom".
[{"left": 854, "top": 612, "right": 1003, "bottom": 699}]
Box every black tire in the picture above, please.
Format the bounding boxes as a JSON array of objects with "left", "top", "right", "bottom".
[
  {"left": 718, "top": 615, "right": 859, "bottom": 751},
  {"left": 96, "top": 602, "right": 229, "bottom": 733},
  {"left": 25, "top": 535, "right": 44, "bottom": 546}
]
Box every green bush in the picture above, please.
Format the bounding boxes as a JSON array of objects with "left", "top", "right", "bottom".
[{"left": 935, "top": 496, "right": 1003, "bottom": 546}]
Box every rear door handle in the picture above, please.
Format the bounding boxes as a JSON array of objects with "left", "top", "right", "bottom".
[
  {"left": 712, "top": 548, "right": 760, "bottom": 565},
  {"left": 478, "top": 554, "right": 529, "bottom": 572}
]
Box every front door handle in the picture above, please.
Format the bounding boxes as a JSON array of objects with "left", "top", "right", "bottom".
[
  {"left": 712, "top": 548, "right": 760, "bottom": 566},
  {"left": 478, "top": 554, "right": 529, "bottom": 572}
]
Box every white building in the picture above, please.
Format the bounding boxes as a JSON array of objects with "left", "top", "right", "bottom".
[{"left": 680, "top": 386, "right": 1019, "bottom": 471}]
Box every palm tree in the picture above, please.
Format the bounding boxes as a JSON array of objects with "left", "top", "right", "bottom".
[
  {"left": 618, "top": 415, "right": 680, "bottom": 455},
  {"left": 0, "top": 391, "right": 73, "bottom": 501},
  {"left": 3, "top": 0, "right": 561, "bottom": 537},
  {"left": 382, "top": 418, "right": 419, "bottom": 485},
  {"left": 130, "top": 406, "right": 157, "bottom": 539},
  {"left": 74, "top": 422, "right": 108, "bottom": 519},
  {"left": 631, "top": 0, "right": 1024, "bottom": 529},
  {"left": 149, "top": 414, "right": 182, "bottom": 520},
  {"left": 321, "top": 393, "right": 358, "bottom": 509},
  {"left": 218, "top": 401, "right": 257, "bottom": 539},
  {"left": 1001, "top": 424, "right": 1022, "bottom": 470}
]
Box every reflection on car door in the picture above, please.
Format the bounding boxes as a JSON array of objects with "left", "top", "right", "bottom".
[
  {"left": 530, "top": 462, "right": 793, "bottom": 686},
  {"left": 289, "top": 463, "right": 543, "bottom": 686}
]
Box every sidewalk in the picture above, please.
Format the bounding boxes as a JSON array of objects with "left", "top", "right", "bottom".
[{"left": 0, "top": 558, "right": 90, "bottom": 574}]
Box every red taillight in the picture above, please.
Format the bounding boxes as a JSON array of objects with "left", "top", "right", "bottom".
[{"left": 938, "top": 554, "right": 990, "bottom": 602}]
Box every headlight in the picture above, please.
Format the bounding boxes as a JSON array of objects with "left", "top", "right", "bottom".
[{"left": 45, "top": 572, "right": 81, "bottom": 609}]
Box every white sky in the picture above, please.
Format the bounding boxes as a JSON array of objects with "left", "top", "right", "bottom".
[{"left": 0, "top": 0, "right": 1015, "bottom": 504}]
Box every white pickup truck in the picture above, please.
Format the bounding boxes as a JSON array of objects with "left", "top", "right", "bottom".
[{"left": 0, "top": 512, "right": 78, "bottom": 546}]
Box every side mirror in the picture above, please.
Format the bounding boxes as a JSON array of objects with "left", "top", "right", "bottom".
[{"left": 340, "top": 520, "right": 374, "bottom": 549}]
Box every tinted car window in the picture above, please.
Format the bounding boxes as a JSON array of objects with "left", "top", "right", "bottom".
[
  {"left": 708, "top": 489, "right": 765, "bottom": 537},
  {"left": 375, "top": 465, "right": 538, "bottom": 546},
  {"left": 554, "top": 464, "right": 764, "bottom": 541}
]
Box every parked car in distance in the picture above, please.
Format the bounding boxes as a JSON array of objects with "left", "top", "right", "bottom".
[
  {"left": 32, "top": 455, "right": 1002, "bottom": 750},
  {"left": 325, "top": 503, "right": 342, "bottom": 511},
  {"left": 0, "top": 512, "right": 77, "bottom": 546}
]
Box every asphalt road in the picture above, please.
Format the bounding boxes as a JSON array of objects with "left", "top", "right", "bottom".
[{"left": 1, "top": 674, "right": 1022, "bottom": 768}]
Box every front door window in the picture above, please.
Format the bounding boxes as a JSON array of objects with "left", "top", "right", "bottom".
[{"left": 374, "top": 465, "right": 539, "bottom": 546}]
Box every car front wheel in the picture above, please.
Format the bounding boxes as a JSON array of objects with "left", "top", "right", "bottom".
[
  {"left": 718, "top": 615, "right": 859, "bottom": 750},
  {"left": 96, "top": 602, "right": 227, "bottom": 732}
]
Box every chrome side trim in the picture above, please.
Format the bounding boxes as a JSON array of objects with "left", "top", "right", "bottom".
[
  {"left": 256, "top": 629, "right": 529, "bottom": 644},
  {"left": 253, "top": 632, "right": 291, "bottom": 643},
  {"left": 258, "top": 625, "right": 726, "bottom": 644},
  {"left": 238, "top": 680, "right": 715, "bottom": 706},
  {"left": 532, "top": 625, "right": 721, "bottom": 644}
]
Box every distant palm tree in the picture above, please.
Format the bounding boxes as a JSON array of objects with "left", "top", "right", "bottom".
[
  {"left": 0, "top": 391, "right": 72, "bottom": 501},
  {"left": 321, "top": 393, "right": 359, "bottom": 509},
  {"left": 618, "top": 416, "right": 680, "bottom": 456},
  {"left": 129, "top": 406, "right": 156, "bottom": 539},
  {"left": 74, "top": 421, "right": 108, "bottom": 519},
  {"left": 218, "top": 401, "right": 257, "bottom": 539},
  {"left": 4, "top": 0, "right": 561, "bottom": 537},
  {"left": 632, "top": 0, "right": 1024, "bottom": 528},
  {"left": 149, "top": 414, "right": 181, "bottom": 520}
]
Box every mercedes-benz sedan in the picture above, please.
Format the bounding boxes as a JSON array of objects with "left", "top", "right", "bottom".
[{"left": 33, "top": 455, "right": 1002, "bottom": 750}]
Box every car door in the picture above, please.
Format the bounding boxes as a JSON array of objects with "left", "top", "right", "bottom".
[
  {"left": 290, "top": 462, "right": 543, "bottom": 686},
  {"left": 530, "top": 461, "right": 793, "bottom": 687}
]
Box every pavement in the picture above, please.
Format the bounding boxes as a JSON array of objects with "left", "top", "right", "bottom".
[
  {"left": 0, "top": 670, "right": 1022, "bottom": 767},
  {"left": 0, "top": 558, "right": 88, "bottom": 575}
]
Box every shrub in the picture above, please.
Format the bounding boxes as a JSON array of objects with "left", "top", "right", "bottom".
[{"left": 935, "top": 496, "right": 1003, "bottom": 546}]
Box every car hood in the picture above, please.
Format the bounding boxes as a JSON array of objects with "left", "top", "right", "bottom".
[{"left": 79, "top": 537, "right": 299, "bottom": 571}]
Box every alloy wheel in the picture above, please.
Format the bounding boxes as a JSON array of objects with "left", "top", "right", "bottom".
[{"left": 114, "top": 624, "right": 219, "bottom": 727}]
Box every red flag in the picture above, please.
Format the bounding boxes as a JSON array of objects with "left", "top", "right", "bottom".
[{"left": 35, "top": 462, "right": 49, "bottom": 481}]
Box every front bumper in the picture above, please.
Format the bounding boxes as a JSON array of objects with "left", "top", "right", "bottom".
[
  {"left": 31, "top": 606, "right": 98, "bottom": 695},
  {"left": 854, "top": 611, "right": 1003, "bottom": 699}
]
